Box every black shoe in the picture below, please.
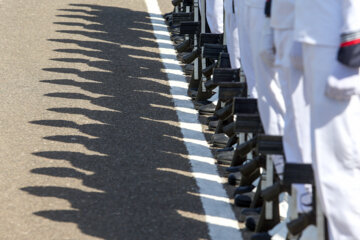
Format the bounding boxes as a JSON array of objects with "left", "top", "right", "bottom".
[
  {"left": 211, "top": 133, "right": 229, "bottom": 147},
  {"left": 228, "top": 173, "right": 237, "bottom": 185},
  {"left": 193, "top": 100, "right": 212, "bottom": 109},
  {"left": 234, "top": 185, "right": 255, "bottom": 195},
  {"left": 241, "top": 207, "right": 261, "bottom": 216},
  {"left": 251, "top": 232, "right": 271, "bottom": 240},
  {"left": 207, "top": 115, "right": 219, "bottom": 123},
  {"left": 208, "top": 120, "right": 219, "bottom": 130},
  {"left": 246, "top": 217, "right": 257, "bottom": 231},
  {"left": 238, "top": 156, "right": 264, "bottom": 177},
  {"left": 187, "top": 88, "right": 198, "bottom": 99},
  {"left": 234, "top": 194, "right": 252, "bottom": 207},
  {"left": 199, "top": 103, "right": 216, "bottom": 115},
  {"left": 226, "top": 166, "right": 241, "bottom": 173}
]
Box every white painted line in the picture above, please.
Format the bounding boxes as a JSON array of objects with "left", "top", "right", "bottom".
[
  {"left": 144, "top": 1, "right": 242, "bottom": 239},
  {"left": 187, "top": 192, "right": 231, "bottom": 203}
]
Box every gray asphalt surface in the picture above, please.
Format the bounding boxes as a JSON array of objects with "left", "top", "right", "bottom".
[{"left": 0, "top": 0, "right": 212, "bottom": 239}]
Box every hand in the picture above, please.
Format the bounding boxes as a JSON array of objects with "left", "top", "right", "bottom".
[
  {"left": 259, "top": 18, "right": 275, "bottom": 67},
  {"left": 325, "top": 61, "right": 360, "bottom": 101}
]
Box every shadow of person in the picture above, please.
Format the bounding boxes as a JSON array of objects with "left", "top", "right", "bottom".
[{"left": 24, "top": 3, "right": 211, "bottom": 240}]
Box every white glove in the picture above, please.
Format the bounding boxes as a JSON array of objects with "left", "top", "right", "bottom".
[
  {"left": 259, "top": 18, "right": 275, "bottom": 67},
  {"left": 325, "top": 61, "right": 360, "bottom": 101}
]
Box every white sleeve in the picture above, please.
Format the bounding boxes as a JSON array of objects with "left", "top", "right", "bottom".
[{"left": 342, "top": 0, "right": 360, "bottom": 34}]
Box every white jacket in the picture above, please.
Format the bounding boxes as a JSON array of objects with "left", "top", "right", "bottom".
[
  {"left": 342, "top": 0, "right": 360, "bottom": 34},
  {"left": 223, "top": 0, "right": 233, "bottom": 13},
  {"left": 294, "top": 0, "right": 342, "bottom": 46},
  {"left": 245, "top": 0, "right": 265, "bottom": 9},
  {"left": 295, "top": 0, "right": 360, "bottom": 46},
  {"left": 270, "top": 0, "right": 295, "bottom": 29}
]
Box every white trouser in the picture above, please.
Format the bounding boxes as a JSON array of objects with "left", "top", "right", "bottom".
[
  {"left": 274, "top": 29, "right": 312, "bottom": 213},
  {"left": 303, "top": 43, "right": 360, "bottom": 240},
  {"left": 234, "top": 0, "right": 257, "bottom": 97},
  {"left": 206, "top": 0, "right": 224, "bottom": 34},
  {"left": 224, "top": 0, "right": 240, "bottom": 68},
  {"left": 248, "top": 6, "right": 285, "bottom": 135}
]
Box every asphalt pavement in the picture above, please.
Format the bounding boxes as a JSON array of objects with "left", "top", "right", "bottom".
[{"left": 0, "top": 0, "right": 240, "bottom": 239}]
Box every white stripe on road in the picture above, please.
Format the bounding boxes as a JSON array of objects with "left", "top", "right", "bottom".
[{"left": 144, "top": 1, "right": 243, "bottom": 239}]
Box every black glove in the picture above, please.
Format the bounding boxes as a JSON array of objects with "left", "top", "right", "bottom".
[
  {"left": 337, "top": 32, "right": 360, "bottom": 68},
  {"left": 264, "top": 0, "right": 272, "bottom": 18}
]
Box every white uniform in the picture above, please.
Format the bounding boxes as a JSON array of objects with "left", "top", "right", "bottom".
[
  {"left": 245, "top": 0, "right": 264, "bottom": 8},
  {"left": 235, "top": 0, "right": 285, "bottom": 178},
  {"left": 247, "top": 0, "right": 285, "bottom": 136},
  {"left": 295, "top": 0, "right": 360, "bottom": 239},
  {"left": 234, "top": 0, "right": 257, "bottom": 98},
  {"left": 206, "top": 0, "right": 224, "bottom": 34},
  {"left": 271, "top": 0, "right": 312, "bottom": 213},
  {"left": 202, "top": 0, "right": 223, "bottom": 104},
  {"left": 224, "top": 0, "right": 240, "bottom": 68}
]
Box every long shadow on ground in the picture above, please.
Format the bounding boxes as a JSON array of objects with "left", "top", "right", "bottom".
[{"left": 22, "top": 4, "right": 211, "bottom": 240}]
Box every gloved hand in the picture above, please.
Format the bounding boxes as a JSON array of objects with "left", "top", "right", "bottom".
[
  {"left": 325, "top": 61, "right": 360, "bottom": 101},
  {"left": 337, "top": 32, "right": 360, "bottom": 68},
  {"left": 259, "top": 18, "right": 275, "bottom": 67}
]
